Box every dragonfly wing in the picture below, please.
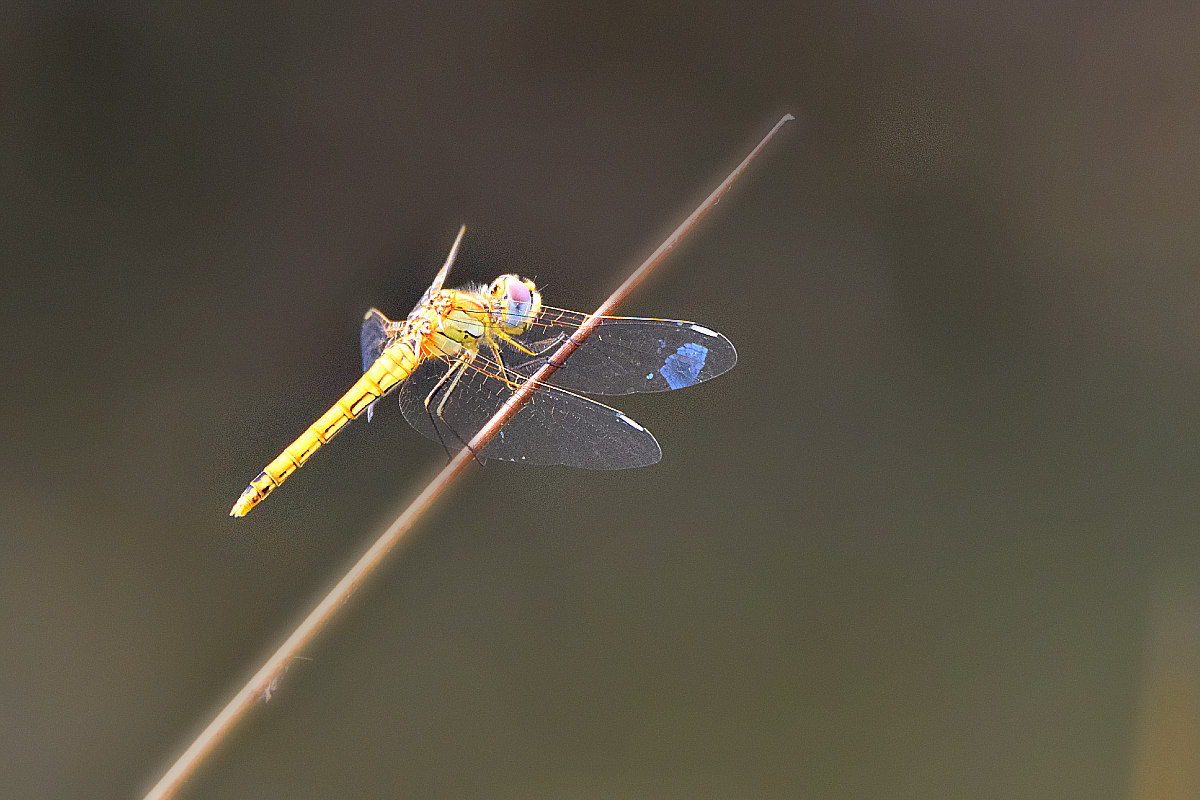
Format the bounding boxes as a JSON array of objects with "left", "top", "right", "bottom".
[
  {"left": 396, "top": 357, "right": 662, "bottom": 469},
  {"left": 498, "top": 308, "right": 738, "bottom": 395},
  {"left": 361, "top": 309, "right": 391, "bottom": 371},
  {"left": 407, "top": 226, "right": 467, "bottom": 318},
  {"left": 361, "top": 309, "right": 393, "bottom": 422},
  {"left": 426, "top": 225, "right": 465, "bottom": 295}
]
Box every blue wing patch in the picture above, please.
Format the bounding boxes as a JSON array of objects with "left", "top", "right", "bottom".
[{"left": 659, "top": 342, "right": 709, "bottom": 389}]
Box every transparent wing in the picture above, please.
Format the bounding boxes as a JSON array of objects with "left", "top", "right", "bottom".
[
  {"left": 496, "top": 306, "right": 738, "bottom": 395},
  {"left": 361, "top": 308, "right": 392, "bottom": 372},
  {"left": 405, "top": 226, "right": 466, "bottom": 319},
  {"left": 361, "top": 309, "right": 395, "bottom": 422},
  {"left": 396, "top": 356, "right": 662, "bottom": 469}
]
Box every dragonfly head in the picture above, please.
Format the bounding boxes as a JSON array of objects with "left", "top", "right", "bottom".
[{"left": 487, "top": 274, "right": 541, "bottom": 334}]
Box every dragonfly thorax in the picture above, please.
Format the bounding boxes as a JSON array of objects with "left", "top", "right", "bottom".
[{"left": 429, "top": 290, "right": 490, "bottom": 353}]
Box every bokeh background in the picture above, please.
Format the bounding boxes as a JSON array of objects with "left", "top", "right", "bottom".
[{"left": 5, "top": 3, "right": 1200, "bottom": 798}]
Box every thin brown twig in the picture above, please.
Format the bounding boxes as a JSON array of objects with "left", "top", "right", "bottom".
[{"left": 142, "top": 113, "right": 792, "bottom": 800}]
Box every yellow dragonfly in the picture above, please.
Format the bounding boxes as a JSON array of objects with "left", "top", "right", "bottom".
[{"left": 230, "top": 228, "right": 736, "bottom": 517}]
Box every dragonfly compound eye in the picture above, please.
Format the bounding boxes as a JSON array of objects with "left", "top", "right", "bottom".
[{"left": 491, "top": 274, "right": 541, "bottom": 333}]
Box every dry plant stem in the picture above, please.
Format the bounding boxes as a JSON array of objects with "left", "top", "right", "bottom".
[{"left": 142, "top": 113, "right": 792, "bottom": 800}]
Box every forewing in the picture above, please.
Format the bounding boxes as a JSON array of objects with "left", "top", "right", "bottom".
[
  {"left": 406, "top": 226, "right": 466, "bottom": 319},
  {"left": 496, "top": 307, "right": 737, "bottom": 395},
  {"left": 396, "top": 356, "right": 662, "bottom": 469}
]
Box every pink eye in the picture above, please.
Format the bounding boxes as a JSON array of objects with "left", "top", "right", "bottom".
[
  {"left": 503, "top": 278, "right": 531, "bottom": 306},
  {"left": 488, "top": 274, "right": 538, "bottom": 332}
]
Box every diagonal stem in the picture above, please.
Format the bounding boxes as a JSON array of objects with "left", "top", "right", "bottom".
[{"left": 142, "top": 113, "right": 792, "bottom": 800}]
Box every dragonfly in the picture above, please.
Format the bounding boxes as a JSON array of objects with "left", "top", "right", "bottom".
[{"left": 230, "top": 228, "right": 736, "bottom": 517}]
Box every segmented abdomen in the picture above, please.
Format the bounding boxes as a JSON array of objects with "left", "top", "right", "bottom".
[{"left": 229, "top": 339, "right": 421, "bottom": 517}]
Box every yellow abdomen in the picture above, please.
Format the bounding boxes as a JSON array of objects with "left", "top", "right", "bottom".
[{"left": 229, "top": 339, "right": 421, "bottom": 517}]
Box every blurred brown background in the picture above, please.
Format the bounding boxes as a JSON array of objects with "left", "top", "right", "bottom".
[{"left": 4, "top": 2, "right": 1200, "bottom": 798}]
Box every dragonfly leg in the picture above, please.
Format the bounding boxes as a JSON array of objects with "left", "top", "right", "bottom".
[
  {"left": 492, "top": 328, "right": 585, "bottom": 376},
  {"left": 483, "top": 340, "right": 520, "bottom": 392},
  {"left": 492, "top": 329, "right": 542, "bottom": 357},
  {"left": 423, "top": 352, "right": 485, "bottom": 465},
  {"left": 529, "top": 334, "right": 571, "bottom": 359},
  {"left": 485, "top": 333, "right": 544, "bottom": 391},
  {"left": 422, "top": 355, "right": 464, "bottom": 459}
]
